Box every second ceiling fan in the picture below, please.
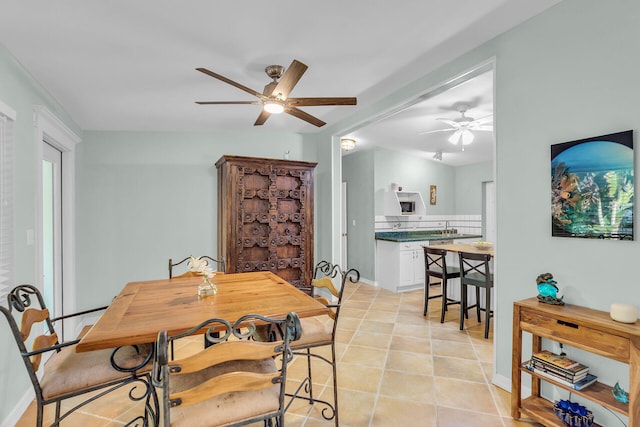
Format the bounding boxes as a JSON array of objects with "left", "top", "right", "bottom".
[
  {"left": 196, "top": 59, "right": 357, "bottom": 127},
  {"left": 421, "top": 104, "right": 493, "bottom": 147}
]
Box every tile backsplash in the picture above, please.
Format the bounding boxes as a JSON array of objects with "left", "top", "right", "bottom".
[{"left": 375, "top": 214, "right": 482, "bottom": 236}]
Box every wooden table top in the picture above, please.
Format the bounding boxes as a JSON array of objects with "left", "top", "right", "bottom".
[
  {"left": 427, "top": 242, "right": 494, "bottom": 257},
  {"left": 76, "top": 271, "right": 330, "bottom": 352}
]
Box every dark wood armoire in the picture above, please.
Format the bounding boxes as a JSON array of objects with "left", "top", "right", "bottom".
[{"left": 215, "top": 155, "right": 317, "bottom": 293}]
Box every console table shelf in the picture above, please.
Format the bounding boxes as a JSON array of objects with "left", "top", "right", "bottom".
[{"left": 511, "top": 297, "right": 639, "bottom": 425}]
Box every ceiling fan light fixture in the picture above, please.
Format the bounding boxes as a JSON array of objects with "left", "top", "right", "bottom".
[
  {"left": 448, "top": 129, "right": 475, "bottom": 145},
  {"left": 341, "top": 138, "right": 356, "bottom": 151},
  {"left": 264, "top": 100, "right": 285, "bottom": 114},
  {"left": 461, "top": 129, "right": 475, "bottom": 145}
]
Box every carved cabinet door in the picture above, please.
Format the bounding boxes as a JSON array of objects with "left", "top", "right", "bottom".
[{"left": 216, "top": 155, "right": 316, "bottom": 293}]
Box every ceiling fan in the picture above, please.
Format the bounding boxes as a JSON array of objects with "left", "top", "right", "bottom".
[
  {"left": 195, "top": 59, "right": 357, "bottom": 127},
  {"left": 420, "top": 104, "right": 493, "bottom": 147}
]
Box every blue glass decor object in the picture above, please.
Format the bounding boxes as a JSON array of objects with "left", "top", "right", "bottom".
[
  {"left": 612, "top": 382, "right": 629, "bottom": 403},
  {"left": 536, "top": 272, "right": 565, "bottom": 305},
  {"left": 553, "top": 400, "right": 594, "bottom": 427}
]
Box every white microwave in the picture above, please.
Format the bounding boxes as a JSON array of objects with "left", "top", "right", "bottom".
[{"left": 399, "top": 201, "right": 415, "bottom": 214}]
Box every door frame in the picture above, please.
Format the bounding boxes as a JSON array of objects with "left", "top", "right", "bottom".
[{"left": 34, "top": 106, "right": 81, "bottom": 340}]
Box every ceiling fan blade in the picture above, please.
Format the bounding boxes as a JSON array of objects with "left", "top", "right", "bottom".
[
  {"left": 196, "top": 101, "right": 262, "bottom": 105},
  {"left": 196, "top": 68, "right": 265, "bottom": 99},
  {"left": 473, "top": 114, "right": 493, "bottom": 124},
  {"left": 436, "top": 119, "right": 461, "bottom": 128},
  {"left": 286, "top": 107, "right": 326, "bottom": 127},
  {"left": 286, "top": 97, "right": 357, "bottom": 107},
  {"left": 254, "top": 110, "right": 271, "bottom": 126},
  {"left": 418, "top": 128, "right": 455, "bottom": 135},
  {"left": 272, "top": 60, "right": 308, "bottom": 99},
  {"left": 471, "top": 125, "right": 493, "bottom": 131}
]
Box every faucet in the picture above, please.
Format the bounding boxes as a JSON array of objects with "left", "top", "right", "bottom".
[{"left": 444, "top": 220, "right": 450, "bottom": 235}]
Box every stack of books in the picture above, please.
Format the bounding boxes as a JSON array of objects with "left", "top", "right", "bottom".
[{"left": 526, "top": 350, "right": 598, "bottom": 391}]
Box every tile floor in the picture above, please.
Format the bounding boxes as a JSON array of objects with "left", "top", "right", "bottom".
[{"left": 16, "top": 282, "right": 542, "bottom": 426}]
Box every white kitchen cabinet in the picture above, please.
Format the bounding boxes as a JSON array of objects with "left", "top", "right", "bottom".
[{"left": 376, "top": 240, "right": 427, "bottom": 293}]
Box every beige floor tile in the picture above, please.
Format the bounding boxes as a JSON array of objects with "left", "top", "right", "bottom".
[
  {"left": 336, "top": 362, "right": 383, "bottom": 393},
  {"left": 392, "top": 322, "right": 431, "bottom": 339},
  {"left": 340, "top": 344, "right": 388, "bottom": 367},
  {"left": 395, "top": 311, "right": 432, "bottom": 326},
  {"left": 385, "top": 350, "right": 433, "bottom": 376},
  {"left": 350, "top": 331, "right": 392, "bottom": 349},
  {"left": 336, "top": 316, "right": 362, "bottom": 331},
  {"left": 432, "top": 355, "right": 485, "bottom": 382},
  {"left": 379, "top": 370, "right": 435, "bottom": 402},
  {"left": 357, "top": 319, "right": 396, "bottom": 335},
  {"left": 334, "top": 388, "right": 376, "bottom": 427},
  {"left": 389, "top": 334, "right": 430, "bottom": 354},
  {"left": 334, "top": 328, "right": 355, "bottom": 344},
  {"left": 437, "top": 406, "right": 504, "bottom": 427},
  {"left": 372, "top": 395, "right": 437, "bottom": 427},
  {"left": 430, "top": 325, "right": 471, "bottom": 343},
  {"left": 431, "top": 338, "right": 476, "bottom": 359},
  {"left": 363, "top": 309, "right": 397, "bottom": 323},
  {"left": 434, "top": 377, "right": 499, "bottom": 415}
]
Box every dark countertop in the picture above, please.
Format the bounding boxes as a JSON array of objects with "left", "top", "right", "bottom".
[{"left": 375, "top": 230, "right": 482, "bottom": 242}]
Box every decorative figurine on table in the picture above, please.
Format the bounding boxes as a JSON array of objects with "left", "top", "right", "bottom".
[
  {"left": 536, "top": 272, "right": 565, "bottom": 305},
  {"left": 612, "top": 382, "right": 629, "bottom": 403}
]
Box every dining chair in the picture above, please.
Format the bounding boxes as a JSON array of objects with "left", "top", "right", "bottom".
[
  {"left": 423, "top": 246, "right": 461, "bottom": 322},
  {"left": 255, "top": 260, "right": 359, "bottom": 426},
  {"left": 458, "top": 251, "right": 494, "bottom": 338},
  {"left": 1, "top": 284, "right": 158, "bottom": 427},
  {"left": 168, "top": 255, "right": 225, "bottom": 278},
  {"left": 152, "top": 311, "right": 301, "bottom": 427}
]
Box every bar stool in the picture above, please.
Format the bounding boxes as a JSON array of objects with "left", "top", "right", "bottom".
[
  {"left": 423, "top": 246, "right": 461, "bottom": 323},
  {"left": 458, "top": 251, "right": 494, "bottom": 338}
]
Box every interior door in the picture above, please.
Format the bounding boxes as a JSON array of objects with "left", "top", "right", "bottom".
[
  {"left": 341, "top": 182, "right": 348, "bottom": 268},
  {"left": 42, "top": 142, "right": 62, "bottom": 321}
]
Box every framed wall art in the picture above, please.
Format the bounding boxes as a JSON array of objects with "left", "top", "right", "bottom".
[
  {"left": 551, "top": 130, "right": 634, "bottom": 240},
  {"left": 429, "top": 185, "right": 437, "bottom": 205}
]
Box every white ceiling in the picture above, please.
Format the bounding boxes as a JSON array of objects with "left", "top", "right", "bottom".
[
  {"left": 0, "top": 1, "right": 560, "bottom": 162},
  {"left": 346, "top": 69, "right": 495, "bottom": 166}
]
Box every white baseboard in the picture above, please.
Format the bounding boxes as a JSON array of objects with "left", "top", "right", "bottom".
[
  {"left": 358, "top": 277, "right": 375, "bottom": 286},
  {"left": 1, "top": 388, "right": 34, "bottom": 427},
  {"left": 492, "top": 372, "right": 531, "bottom": 398}
]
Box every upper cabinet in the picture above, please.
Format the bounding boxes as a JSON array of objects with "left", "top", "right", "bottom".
[{"left": 383, "top": 190, "right": 426, "bottom": 216}]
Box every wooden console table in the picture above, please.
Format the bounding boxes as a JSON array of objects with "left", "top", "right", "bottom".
[{"left": 512, "top": 297, "right": 639, "bottom": 426}]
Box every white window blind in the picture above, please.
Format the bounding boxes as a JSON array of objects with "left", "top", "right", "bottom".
[{"left": 0, "top": 101, "right": 16, "bottom": 302}]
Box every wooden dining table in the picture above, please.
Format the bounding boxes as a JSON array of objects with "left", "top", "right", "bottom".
[
  {"left": 427, "top": 242, "right": 494, "bottom": 257},
  {"left": 76, "top": 271, "right": 330, "bottom": 352}
]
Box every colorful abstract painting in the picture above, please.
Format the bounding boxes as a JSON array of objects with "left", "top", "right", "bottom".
[{"left": 551, "top": 130, "right": 634, "bottom": 240}]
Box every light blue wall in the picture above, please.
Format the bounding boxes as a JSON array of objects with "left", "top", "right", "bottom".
[
  {"left": 455, "top": 161, "right": 493, "bottom": 214},
  {"left": 75, "top": 131, "right": 319, "bottom": 306},
  {"left": 493, "top": 0, "right": 640, "bottom": 413},
  {"left": 373, "top": 148, "right": 456, "bottom": 215},
  {"left": 0, "top": 43, "right": 83, "bottom": 422}
]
